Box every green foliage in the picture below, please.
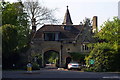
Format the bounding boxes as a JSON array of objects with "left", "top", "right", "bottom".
[
  {"left": 1, "top": 2, "right": 30, "bottom": 69},
  {"left": 86, "top": 17, "right": 120, "bottom": 72},
  {"left": 86, "top": 43, "right": 116, "bottom": 72},
  {"left": 44, "top": 51, "right": 58, "bottom": 64},
  {"left": 2, "top": 2, "right": 28, "bottom": 27},
  {"left": 69, "top": 52, "right": 86, "bottom": 63},
  {"left": 2, "top": 24, "right": 19, "bottom": 69},
  {"left": 32, "top": 62, "right": 40, "bottom": 70},
  {"left": 95, "top": 17, "right": 119, "bottom": 43},
  {"left": 2, "top": 24, "right": 18, "bottom": 54},
  {"left": 48, "top": 52, "right": 58, "bottom": 64},
  {"left": 17, "top": 25, "right": 30, "bottom": 53},
  {"left": 1, "top": 2, "right": 30, "bottom": 53},
  {"left": 31, "top": 53, "right": 42, "bottom": 67}
]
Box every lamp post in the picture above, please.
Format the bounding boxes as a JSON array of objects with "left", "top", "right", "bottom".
[
  {"left": 59, "top": 40, "right": 63, "bottom": 68},
  {"left": 29, "top": 42, "right": 34, "bottom": 62}
]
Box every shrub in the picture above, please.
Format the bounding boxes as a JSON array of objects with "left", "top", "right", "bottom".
[{"left": 32, "top": 63, "right": 40, "bottom": 70}]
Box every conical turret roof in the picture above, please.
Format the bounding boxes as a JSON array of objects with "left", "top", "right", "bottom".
[{"left": 62, "top": 6, "right": 73, "bottom": 25}]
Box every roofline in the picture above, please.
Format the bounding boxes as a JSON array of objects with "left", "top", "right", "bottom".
[
  {"left": 43, "top": 24, "right": 83, "bottom": 26},
  {"left": 36, "top": 24, "right": 83, "bottom": 31}
]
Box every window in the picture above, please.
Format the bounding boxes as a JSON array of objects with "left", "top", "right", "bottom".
[
  {"left": 66, "top": 48, "right": 71, "bottom": 53},
  {"left": 44, "top": 32, "right": 59, "bottom": 41},
  {"left": 64, "top": 26, "right": 71, "bottom": 30},
  {"left": 81, "top": 44, "right": 89, "bottom": 51},
  {"left": 67, "top": 48, "right": 70, "bottom": 51}
]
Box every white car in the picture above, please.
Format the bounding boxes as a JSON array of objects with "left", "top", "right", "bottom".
[{"left": 68, "top": 62, "right": 81, "bottom": 70}]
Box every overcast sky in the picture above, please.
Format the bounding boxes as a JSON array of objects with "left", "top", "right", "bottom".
[{"left": 4, "top": 0, "right": 120, "bottom": 30}]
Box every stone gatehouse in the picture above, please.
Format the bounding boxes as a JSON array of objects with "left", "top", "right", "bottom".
[{"left": 30, "top": 6, "right": 97, "bottom": 67}]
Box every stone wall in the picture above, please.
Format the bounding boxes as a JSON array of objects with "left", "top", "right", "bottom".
[{"left": 31, "top": 39, "right": 91, "bottom": 67}]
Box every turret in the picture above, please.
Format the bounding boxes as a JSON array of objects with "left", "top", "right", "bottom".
[{"left": 62, "top": 6, "right": 73, "bottom": 25}]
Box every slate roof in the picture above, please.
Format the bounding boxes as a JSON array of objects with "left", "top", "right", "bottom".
[
  {"left": 34, "top": 24, "right": 84, "bottom": 40},
  {"left": 33, "top": 6, "right": 84, "bottom": 40}
]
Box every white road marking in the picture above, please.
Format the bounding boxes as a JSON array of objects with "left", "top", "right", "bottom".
[{"left": 103, "top": 76, "right": 120, "bottom": 79}]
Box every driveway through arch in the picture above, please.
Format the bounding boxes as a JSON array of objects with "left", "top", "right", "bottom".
[{"left": 42, "top": 50, "right": 60, "bottom": 68}]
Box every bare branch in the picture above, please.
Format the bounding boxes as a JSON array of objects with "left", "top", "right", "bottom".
[{"left": 23, "top": 0, "right": 58, "bottom": 27}]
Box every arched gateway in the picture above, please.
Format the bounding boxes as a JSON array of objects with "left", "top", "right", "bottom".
[
  {"left": 43, "top": 50, "right": 60, "bottom": 67},
  {"left": 29, "top": 6, "right": 97, "bottom": 68}
]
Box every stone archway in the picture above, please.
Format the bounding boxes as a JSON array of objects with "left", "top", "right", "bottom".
[{"left": 43, "top": 50, "right": 60, "bottom": 68}]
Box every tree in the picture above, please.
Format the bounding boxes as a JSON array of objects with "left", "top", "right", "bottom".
[
  {"left": 69, "top": 52, "right": 86, "bottom": 63},
  {"left": 24, "top": 0, "right": 58, "bottom": 27},
  {"left": 95, "top": 17, "right": 119, "bottom": 44},
  {"left": 85, "top": 17, "right": 120, "bottom": 72},
  {"left": 2, "top": 24, "right": 19, "bottom": 69},
  {"left": 1, "top": 2, "right": 30, "bottom": 52},
  {"left": 1, "top": 2, "right": 30, "bottom": 69},
  {"left": 85, "top": 43, "right": 117, "bottom": 72},
  {"left": 83, "top": 18, "right": 92, "bottom": 26},
  {"left": 2, "top": 24, "right": 18, "bottom": 54},
  {"left": 44, "top": 51, "right": 58, "bottom": 64},
  {"left": 2, "top": 2, "right": 28, "bottom": 27}
]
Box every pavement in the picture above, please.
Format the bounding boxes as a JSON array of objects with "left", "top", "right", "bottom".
[{"left": 2, "top": 68, "right": 120, "bottom": 80}]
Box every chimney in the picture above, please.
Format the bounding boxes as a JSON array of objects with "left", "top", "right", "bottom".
[
  {"left": 32, "top": 18, "right": 36, "bottom": 32},
  {"left": 92, "top": 16, "right": 98, "bottom": 33},
  {"left": 31, "top": 18, "right": 36, "bottom": 40}
]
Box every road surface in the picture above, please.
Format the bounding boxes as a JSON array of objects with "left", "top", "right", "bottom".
[{"left": 2, "top": 68, "right": 120, "bottom": 80}]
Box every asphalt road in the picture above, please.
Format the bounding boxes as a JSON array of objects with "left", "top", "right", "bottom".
[{"left": 2, "top": 68, "right": 120, "bottom": 80}]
